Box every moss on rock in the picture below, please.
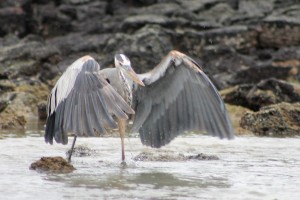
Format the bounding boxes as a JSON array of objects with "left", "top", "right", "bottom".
[
  {"left": 30, "top": 156, "right": 76, "bottom": 173},
  {"left": 240, "top": 102, "right": 300, "bottom": 136}
]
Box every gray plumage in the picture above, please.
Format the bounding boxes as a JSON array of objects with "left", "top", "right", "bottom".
[
  {"left": 132, "top": 51, "right": 234, "bottom": 147},
  {"left": 45, "top": 56, "right": 134, "bottom": 145},
  {"left": 45, "top": 51, "right": 234, "bottom": 161}
]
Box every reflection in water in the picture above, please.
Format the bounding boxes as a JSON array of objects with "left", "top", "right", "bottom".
[
  {"left": 0, "top": 134, "right": 300, "bottom": 199},
  {"left": 130, "top": 172, "right": 192, "bottom": 188},
  {"left": 130, "top": 172, "right": 230, "bottom": 189},
  {"left": 48, "top": 171, "right": 229, "bottom": 190},
  {"left": 0, "top": 120, "right": 45, "bottom": 139}
]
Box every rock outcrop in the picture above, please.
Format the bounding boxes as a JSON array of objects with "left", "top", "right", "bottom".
[
  {"left": 221, "top": 78, "right": 300, "bottom": 111},
  {"left": 0, "top": 0, "right": 300, "bottom": 136},
  {"left": 240, "top": 103, "right": 300, "bottom": 137}
]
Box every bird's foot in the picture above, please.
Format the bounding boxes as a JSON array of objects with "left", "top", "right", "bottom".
[{"left": 120, "top": 160, "right": 127, "bottom": 167}]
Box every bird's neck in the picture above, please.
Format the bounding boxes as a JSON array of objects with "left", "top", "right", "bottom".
[{"left": 118, "top": 69, "right": 132, "bottom": 106}]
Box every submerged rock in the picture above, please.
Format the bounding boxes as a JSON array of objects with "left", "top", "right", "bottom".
[
  {"left": 66, "top": 144, "right": 98, "bottom": 158},
  {"left": 133, "top": 151, "right": 219, "bottom": 162},
  {"left": 30, "top": 156, "right": 76, "bottom": 173},
  {"left": 187, "top": 153, "right": 219, "bottom": 161},
  {"left": 240, "top": 102, "right": 300, "bottom": 137}
]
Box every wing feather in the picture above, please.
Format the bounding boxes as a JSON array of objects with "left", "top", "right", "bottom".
[
  {"left": 133, "top": 50, "right": 234, "bottom": 148},
  {"left": 45, "top": 56, "right": 134, "bottom": 145}
]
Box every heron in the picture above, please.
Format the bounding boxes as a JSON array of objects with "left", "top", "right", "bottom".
[{"left": 45, "top": 50, "right": 234, "bottom": 162}]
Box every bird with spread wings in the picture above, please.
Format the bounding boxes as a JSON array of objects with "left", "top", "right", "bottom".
[{"left": 45, "top": 50, "right": 234, "bottom": 162}]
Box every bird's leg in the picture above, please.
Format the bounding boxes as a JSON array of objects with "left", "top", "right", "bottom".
[
  {"left": 68, "top": 135, "right": 77, "bottom": 163},
  {"left": 117, "top": 119, "right": 127, "bottom": 163}
]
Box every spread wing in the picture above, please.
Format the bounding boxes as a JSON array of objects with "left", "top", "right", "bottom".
[
  {"left": 45, "top": 56, "right": 134, "bottom": 145},
  {"left": 132, "top": 51, "right": 234, "bottom": 148}
]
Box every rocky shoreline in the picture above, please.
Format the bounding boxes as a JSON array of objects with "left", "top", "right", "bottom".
[{"left": 1, "top": 0, "right": 300, "bottom": 136}]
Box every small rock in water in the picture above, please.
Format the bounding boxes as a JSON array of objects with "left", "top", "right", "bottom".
[
  {"left": 30, "top": 156, "right": 76, "bottom": 173},
  {"left": 133, "top": 151, "right": 219, "bottom": 161},
  {"left": 66, "top": 145, "right": 97, "bottom": 158},
  {"left": 133, "top": 151, "right": 184, "bottom": 161},
  {"left": 187, "top": 153, "right": 219, "bottom": 160}
]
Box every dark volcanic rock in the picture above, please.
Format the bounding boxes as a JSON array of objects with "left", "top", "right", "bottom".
[
  {"left": 246, "top": 78, "right": 300, "bottom": 110},
  {"left": 129, "top": 2, "right": 181, "bottom": 16},
  {"left": 259, "top": 8, "right": 300, "bottom": 48},
  {"left": 200, "top": 46, "right": 255, "bottom": 89},
  {"left": 199, "top": 45, "right": 300, "bottom": 88},
  {"left": 30, "top": 2, "right": 73, "bottom": 38},
  {"left": 240, "top": 102, "right": 300, "bottom": 137},
  {"left": 178, "top": 0, "right": 222, "bottom": 13},
  {"left": 259, "top": 22, "right": 300, "bottom": 48},
  {"left": 272, "top": 47, "right": 300, "bottom": 62},
  {"left": 103, "top": 25, "right": 174, "bottom": 73},
  {"left": 59, "top": 1, "right": 108, "bottom": 33},
  {"left": 221, "top": 78, "right": 300, "bottom": 111},
  {"left": 0, "top": 6, "right": 27, "bottom": 37},
  {"left": 0, "top": 37, "right": 59, "bottom": 79},
  {"left": 47, "top": 33, "right": 109, "bottom": 56},
  {"left": 221, "top": 84, "right": 254, "bottom": 108},
  {"left": 232, "top": 63, "right": 292, "bottom": 85},
  {"left": 238, "top": 0, "right": 273, "bottom": 18},
  {"left": 178, "top": 26, "right": 258, "bottom": 57},
  {"left": 197, "top": 3, "right": 236, "bottom": 25}
]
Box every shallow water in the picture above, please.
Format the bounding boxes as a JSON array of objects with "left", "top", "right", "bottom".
[{"left": 0, "top": 130, "right": 300, "bottom": 200}]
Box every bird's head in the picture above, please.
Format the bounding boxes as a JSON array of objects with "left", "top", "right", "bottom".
[{"left": 114, "top": 54, "right": 145, "bottom": 86}]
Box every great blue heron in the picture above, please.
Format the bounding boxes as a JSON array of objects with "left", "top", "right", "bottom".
[{"left": 45, "top": 50, "right": 234, "bottom": 162}]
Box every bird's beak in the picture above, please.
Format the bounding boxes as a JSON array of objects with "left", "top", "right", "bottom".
[{"left": 126, "top": 67, "right": 145, "bottom": 86}]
